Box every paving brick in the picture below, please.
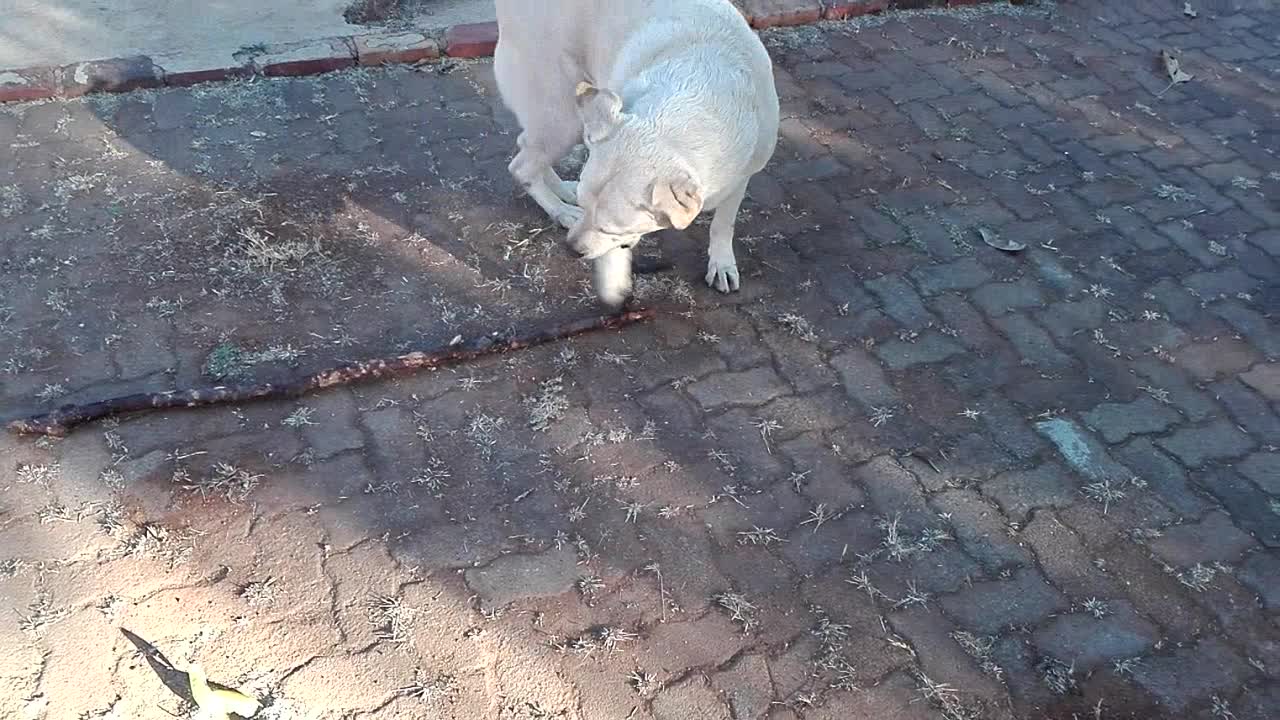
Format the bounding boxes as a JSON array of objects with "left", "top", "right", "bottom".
[
  {"left": 1212, "top": 379, "right": 1280, "bottom": 440},
  {"left": 854, "top": 455, "right": 932, "bottom": 528},
  {"left": 888, "top": 607, "right": 1009, "bottom": 708},
  {"left": 1113, "top": 438, "right": 1215, "bottom": 517},
  {"left": 687, "top": 367, "right": 791, "bottom": 410},
  {"left": 865, "top": 274, "right": 936, "bottom": 330},
  {"left": 1156, "top": 419, "right": 1256, "bottom": 468},
  {"left": 1238, "top": 551, "right": 1280, "bottom": 610},
  {"left": 1148, "top": 511, "right": 1257, "bottom": 568},
  {"left": 1175, "top": 338, "right": 1262, "bottom": 380},
  {"left": 444, "top": 21, "right": 498, "bottom": 58},
  {"left": 829, "top": 347, "right": 899, "bottom": 409},
  {"left": 1238, "top": 452, "right": 1280, "bottom": 495},
  {"left": 1032, "top": 602, "right": 1160, "bottom": 672},
  {"left": 970, "top": 279, "right": 1046, "bottom": 317},
  {"left": 873, "top": 332, "right": 964, "bottom": 370},
  {"left": 1034, "top": 418, "right": 1133, "bottom": 482},
  {"left": 1197, "top": 467, "right": 1280, "bottom": 549},
  {"left": 932, "top": 489, "right": 1031, "bottom": 573},
  {"left": 994, "top": 314, "right": 1073, "bottom": 371},
  {"left": 256, "top": 38, "right": 356, "bottom": 77},
  {"left": 354, "top": 31, "right": 440, "bottom": 67},
  {"left": 1020, "top": 510, "right": 1120, "bottom": 599},
  {"left": 976, "top": 393, "right": 1044, "bottom": 461},
  {"left": 929, "top": 294, "right": 1001, "bottom": 351},
  {"left": 1132, "top": 359, "right": 1221, "bottom": 422},
  {"left": 1034, "top": 298, "right": 1108, "bottom": 342},
  {"left": 983, "top": 463, "right": 1076, "bottom": 524},
  {"left": 652, "top": 675, "right": 731, "bottom": 720},
  {"left": 1133, "top": 637, "right": 1254, "bottom": 714},
  {"left": 757, "top": 328, "right": 838, "bottom": 394},
  {"left": 301, "top": 389, "right": 365, "bottom": 459},
  {"left": 823, "top": 0, "right": 889, "bottom": 20},
  {"left": 737, "top": 0, "right": 823, "bottom": 28},
  {"left": 711, "top": 654, "right": 773, "bottom": 720},
  {"left": 940, "top": 569, "right": 1069, "bottom": 635},
  {"left": 0, "top": 66, "right": 60, "bottom": 103},
  {"left": 1212, "top": 303, "right": 1280, "bottom": 359},
  {"left": 1081, "top": 396, "right": 1182, "bottom": 444},
  {"left": 1240, "top": 363, "right": 1280, "bottom": 401},
  {"left": 909, "top": 257, "right": 993, "bottom": 296}
]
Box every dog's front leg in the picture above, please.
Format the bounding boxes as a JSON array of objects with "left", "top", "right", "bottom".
[
  {"left": 509, "top": 133, "right": 584, "bottom": 230},
  {"left": 706, "top": 180, "right": 748, "bottom": 293}
]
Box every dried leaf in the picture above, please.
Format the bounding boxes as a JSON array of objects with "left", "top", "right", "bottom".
[
  {"left": 976, "top": 226, "right": 1025, "bottom": 253},
  {"left": 1183, "top": 2, "right": 1197, "bottom": 18},
  {"left": 189, "top": 664, "right": 261, "bottom": 719},
  {"left": 1162, "top": 50, "right": 1193, "bottom": 84}
]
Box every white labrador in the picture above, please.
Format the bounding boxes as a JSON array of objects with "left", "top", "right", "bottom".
[{"left": 494, "top": 0, "right": 780, "bottom": 306}]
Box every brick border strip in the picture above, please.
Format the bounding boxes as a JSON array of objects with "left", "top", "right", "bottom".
[{"left": 0, "top": 0, "right": 1018, "bottom": 104}]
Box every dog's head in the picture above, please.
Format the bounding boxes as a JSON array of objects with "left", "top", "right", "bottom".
[{"left": 565, "top": 82, "right": 704, "bottom": 261}]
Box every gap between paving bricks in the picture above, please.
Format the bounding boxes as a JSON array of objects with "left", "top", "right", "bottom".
[{"left": 0, "top": 0, "right": 1028, "bottom": 104}]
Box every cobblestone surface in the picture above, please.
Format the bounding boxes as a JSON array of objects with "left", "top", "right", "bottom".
[{"left": 2, "top": 1, "right": 1279, "bottom": 719}]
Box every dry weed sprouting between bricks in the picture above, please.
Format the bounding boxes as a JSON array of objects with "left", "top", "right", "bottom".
[
  {"left": 410, "top": 456, "right": 450, "bottom": 495},
  {"left": 737, "top": 525, "right": 786, "bottom": 546},
  {"left": 595, "top": 625, "right": 638, "bottom": 651},
  {"left": 368, "top": 594, "right": 417, "bottom": 645},
  {"left": 525, "top": 376, "right": 569, "bottom": 432},
  {"left": 1082, "top": 597, "right": 1111, "bottom": 619},
  {"left": 396, "top": 670, "right": 458, "bottom": 703},
  {"left": 775, "top": 312, "right": 818, "bottom": 342},
  {"left": 1038, "top": 657, "right": 1077, "bottom": 695},
  {"left": 177, "top": 462, "right": 263, "bottom": 502},
  {"left": 1082, "top": 478, "right": 1126, "bottom": 513},
  {"left": 811, "top": 612, "right": 859, "bottom": 690},
  {"left": 1176, "top": 562, "right": 1222, "bottom": 592},
  {"left": 916, "top": 672, "right": 983, "bottom": 720},
  {"left": 876, "top": 514, "right": 952, "bottom": 562},
  {"left": 951, "top": 631, "right": 1004, "bottom": 680},
  {"left": 281, "top": 406, "right": 316, "bottom": 427},
  {"left": 628, "top": 669, "right": 659, "bottom": 696},
  {"left": 17, "top": 591, "right": 70, "bottom": 636},
  {"left": 241, "top": 578, "right": 277, "bottom": 607},
  {"left": 715, "top": 592, "right": 758, "bottom": 633},
  {"left": 577, "top": 575, "right": 605, "bottom": 603}
]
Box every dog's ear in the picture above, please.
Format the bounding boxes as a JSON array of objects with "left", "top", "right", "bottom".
[
  {"left": 648, "top": 172, "right": 703, "bottom": 230},
  {"left": 576, "top": 82, "right": 624, "bottom": 144}
]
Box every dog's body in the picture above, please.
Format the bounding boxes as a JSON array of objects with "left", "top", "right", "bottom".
[{"left": 494, "top": 0, "right": 780, "bottom": 305}]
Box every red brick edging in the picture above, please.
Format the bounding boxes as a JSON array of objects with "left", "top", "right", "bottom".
[{"left": 0, "top": 0, "right": 1017, "bottom": 104}]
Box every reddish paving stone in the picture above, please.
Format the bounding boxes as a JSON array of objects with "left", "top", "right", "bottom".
[
  {"left": 738, "top": 0, "right": 824, "bottom": 28},
  {"left": 824, "top": 0, "right": 890, "bottom": 19},
  {"left": 0, "top": 66, "right": 60, "bottom": 103},
  {"left": 354, "top": 32, "right": 441, "bottom": 67},
  {"left": 445, "top": 21, "right": 499, "bottom": 58},
  {"left": 256, "top": 38, "right": 356, "bottom": 77}
]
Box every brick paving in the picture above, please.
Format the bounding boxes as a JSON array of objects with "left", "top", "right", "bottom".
[{"left": 2, "top": 1, "right": 1279, "bottom": 718}]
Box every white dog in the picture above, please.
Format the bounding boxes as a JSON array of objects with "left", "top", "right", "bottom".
[{"left": 493, "top": 0, "right": 780, "bottom": 306}]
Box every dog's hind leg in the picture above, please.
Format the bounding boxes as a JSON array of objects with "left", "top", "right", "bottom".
[{"left": 706, "top": 179, "right": 749, "bottom": 293}]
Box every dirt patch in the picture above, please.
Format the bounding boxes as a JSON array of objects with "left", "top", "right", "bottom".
[{"left": 344, "top": 0, "right": 484, "bottom": 27}]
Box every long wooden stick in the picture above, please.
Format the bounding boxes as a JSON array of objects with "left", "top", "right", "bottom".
[{"left": 8, "top": 308, "right": 655, "bottom": 437}]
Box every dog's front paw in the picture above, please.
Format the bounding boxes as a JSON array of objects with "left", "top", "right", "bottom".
[
  {"left": 553, "top": 203, "right": 585, "bottom": 231},
  {"left": 705, "top": 257, "right": 740, "bottom": 293},
  {"left": 556, "top": 180, "right": 580, "bottom": 204}
]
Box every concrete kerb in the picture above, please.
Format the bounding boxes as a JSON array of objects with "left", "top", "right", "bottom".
[{"left": 0, "top": 0, "right": 1019, "bottom": 104}]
